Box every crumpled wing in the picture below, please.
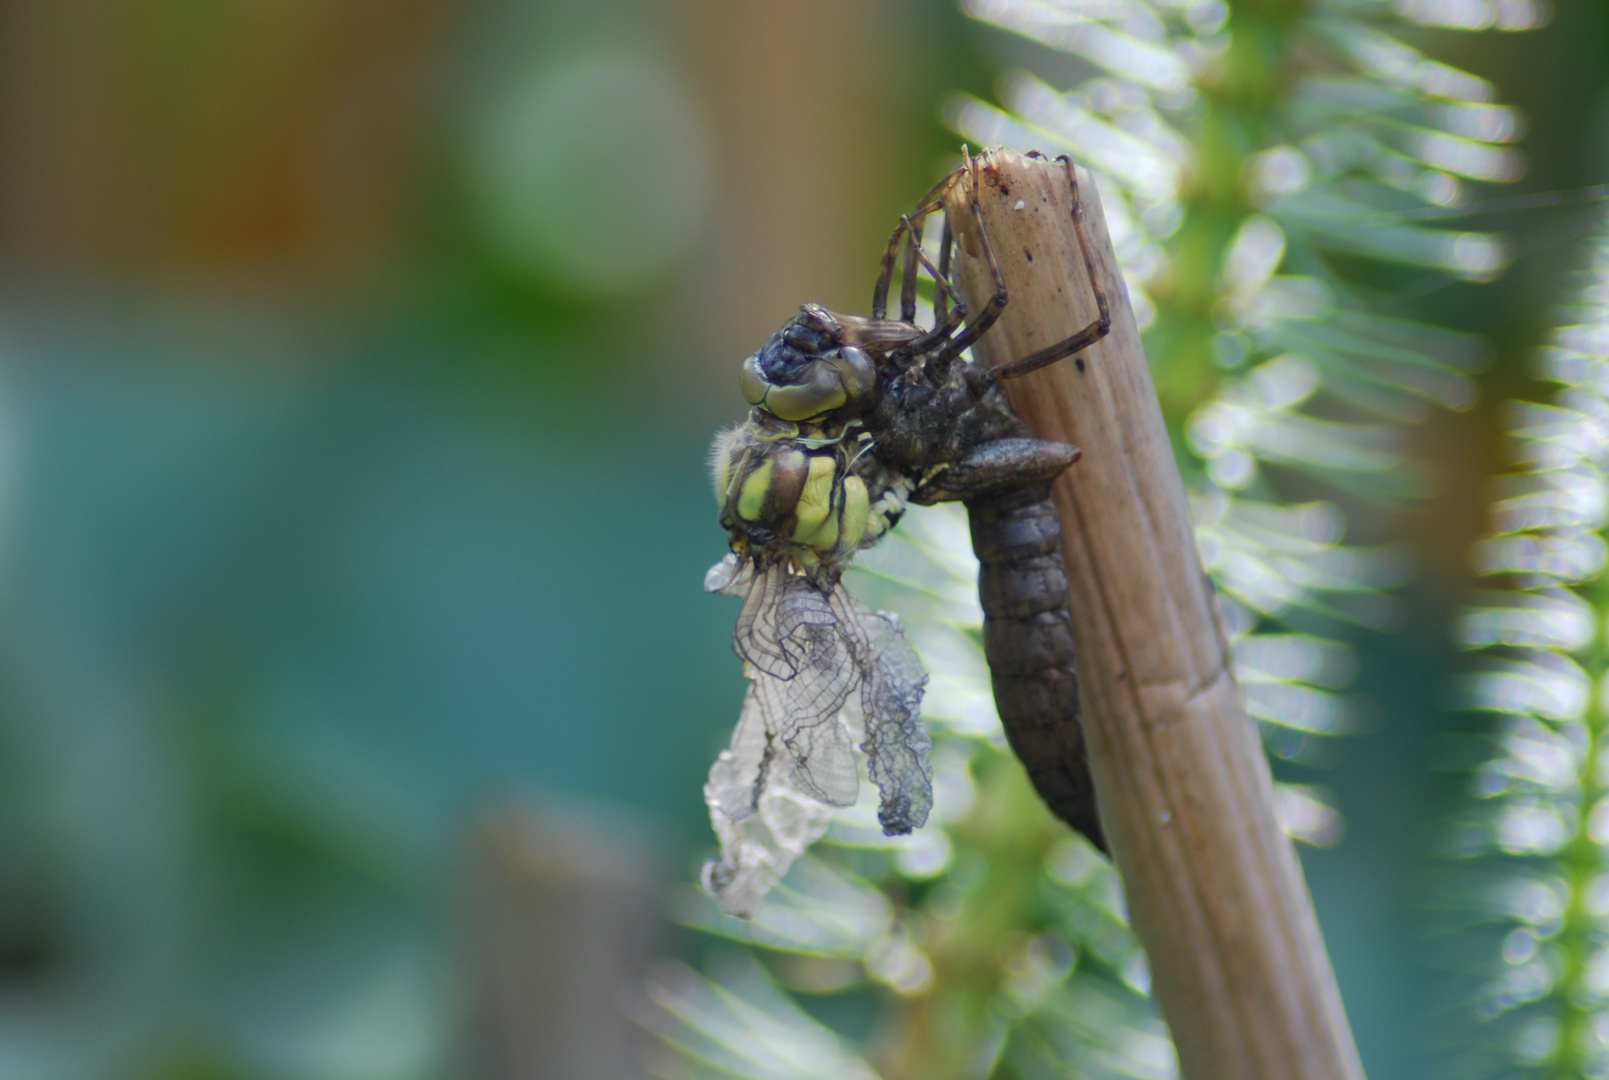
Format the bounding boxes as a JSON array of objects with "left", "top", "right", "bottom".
[
  {"left": 752, "top": 673, "right": 859, "bottom": 808},
  {"left": 701, "top": 558, "right": 935, "bottom": 917},
  {"left": 702, "top": 684, "right": 837, "bottom": 919},
  {"left": 704, "top": 684, "right": 776, "bottom": 823},
  {"left": 734, "top": 567, "right": 861, "bottom": 808},
  {"left": 703, "top": 551, "right": 752, "bottom": 597},
  {"left": 732, "top": 565, "right": 794, "bottom": 678},
  {"left": 702, "top": 768, "right": 837, "bottom": 920},
  {"left": 838, "top": 593, "right": 932, "bottom": 835},
  {"left": 734, "top": 566, "right": 843, "bottom": 681}
]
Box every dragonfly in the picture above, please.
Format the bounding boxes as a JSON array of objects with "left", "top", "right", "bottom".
[{"left": 702, "top": 153, "right": 1110, "bottom": 916}]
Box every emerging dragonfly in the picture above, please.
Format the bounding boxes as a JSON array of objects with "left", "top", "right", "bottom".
[{"left": 703, "top": 152, "right": 1110, "bottom": 917}]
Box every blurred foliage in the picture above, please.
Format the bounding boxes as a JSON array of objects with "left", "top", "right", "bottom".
[
  {"left": 1436, "top": 211, "right": 1609, "bottom": 1078},
  {"left": 1, "top": 1, "right": 1608, "bottom": 1079},
  {"left": 952, "top": 0, "right": 1539, "bottom": 782},
  {"left": 642, "top": 0, "right": 1575, "bottom": 1078}
]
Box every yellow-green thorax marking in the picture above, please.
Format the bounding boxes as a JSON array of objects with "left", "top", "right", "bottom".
[{"left": 713, "top": 415, "right": 875, "bottom": 572}]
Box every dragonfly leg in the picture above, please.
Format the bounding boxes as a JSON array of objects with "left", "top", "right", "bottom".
[
  {"left": 872, "top": 165, "right": 967, "bottom": 319},
  {"left": 899, "top": 216, "right": 971, "bottom": 359},
  {"left": 931, "top": 151, "right": 1009, "bottom": 369},
  {"left": 910, "top": 436, "right": 1079, "bottom": 505}
]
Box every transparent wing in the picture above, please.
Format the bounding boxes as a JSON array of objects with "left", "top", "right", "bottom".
[
  {"left": 705, "top": 551, "right": 753, "bottom": 597},
  {"left": 703, "top": 682, "right": 842, "bottom": 920},
  {"left": 704, "top": 563, "right": 938, "bottom": 916},
  {"left": 732, "top": 563, "right": 791, "bottom": 676},
  {"left": 734, "top": 567, "right": 862, "bottom": 807},
  {"left": 753, "top": 672, "right": 859, "bottom": 808},
  {"left": 702, "top": 759, "right": 838, "bottom": 920},
  {"left": 705, "top": 684, "right": 778, "bottom": 824},
  {"left": 734, "top": 566, "right": 844, "bottom": 682},
  {"left": 840, "top": 594, "right": 933, "bottom": 835}
]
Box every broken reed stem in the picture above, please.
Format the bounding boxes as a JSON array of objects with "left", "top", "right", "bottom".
[{"left": 945, "top": 148, "right": 1367, "bottom": 1080}]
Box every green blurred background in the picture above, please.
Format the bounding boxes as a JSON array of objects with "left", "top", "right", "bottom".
[{"left": 0, "top": 1, "right": 1605, "bottom": 1078}]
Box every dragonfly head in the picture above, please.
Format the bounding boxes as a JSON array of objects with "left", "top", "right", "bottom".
[{"left": 739, "top": 304, "right": 880, "bottom": 423}]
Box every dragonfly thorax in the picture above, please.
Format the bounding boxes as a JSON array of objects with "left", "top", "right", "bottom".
[{"left": 712, "top": 412, "right": 910, "bottom": 578}]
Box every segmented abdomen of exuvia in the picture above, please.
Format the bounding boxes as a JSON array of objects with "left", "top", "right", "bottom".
[{"left": 967, "top": 485, "right": 1106, "bottom": 853}]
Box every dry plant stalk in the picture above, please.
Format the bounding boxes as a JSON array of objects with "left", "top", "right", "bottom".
[{"left": 945, "top": 148, "right": 1367, "bottom": 1080}]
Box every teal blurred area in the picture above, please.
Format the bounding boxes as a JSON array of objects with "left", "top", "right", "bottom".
[
  {"left": 0, "top": 310, "right": 743, "bottom": 821},
  {"left": 0, "top": 281, "right": 751, "bottom": 1075},
  {"left": 0, "top": 0, "right": 970, "bottom": 1076},
  {"left": 0, "top": 0, "right": 1605, "bottom": 1078}
]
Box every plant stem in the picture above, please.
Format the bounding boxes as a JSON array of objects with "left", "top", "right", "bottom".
[{"left": 945, "top": 148, "right": 1367, "bottom": 1080}]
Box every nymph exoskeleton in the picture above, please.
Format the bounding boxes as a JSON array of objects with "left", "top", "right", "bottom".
[{"left": 704, "top": 153, "right": 1111, "bottom": 915}]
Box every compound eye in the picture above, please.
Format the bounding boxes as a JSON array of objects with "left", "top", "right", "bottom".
[
  {"left": 739, "top": 355, "right": 769, "bottom": 407},
  {"left": 764, "top": 361, "right": 847, "bottom": 421},
  {"left": 831, "top": 346, "right": 877, "bottom": 414}
]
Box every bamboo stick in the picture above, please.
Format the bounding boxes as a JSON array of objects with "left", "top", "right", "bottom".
[{"left": 944, "top": 148, "right": 1367, "bottom": 1080}]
